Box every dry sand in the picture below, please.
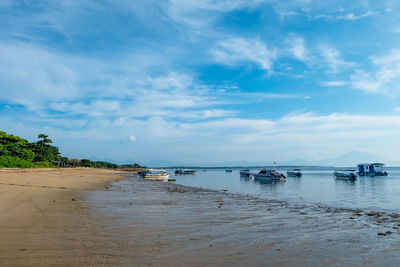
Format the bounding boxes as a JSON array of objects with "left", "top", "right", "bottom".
[{"left": 0, "top": 168, "right": 125, "bottom": 266}]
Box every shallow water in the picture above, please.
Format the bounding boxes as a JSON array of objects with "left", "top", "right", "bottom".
[
  {"left": 167, "top": 167, "right": 400, "bottom": 212},
  {"left": 85, "top": 175, "right": 400, "bottom": 265}
]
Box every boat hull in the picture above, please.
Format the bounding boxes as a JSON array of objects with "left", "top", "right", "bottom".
[
  {"left": 287, "top": 171, "right": 302, "bottom": 177},
  {"left": 333, "top": 172, "right": 356, "bottom": 181},
  {"left": 144, "top": 174, "right": 170, "bottom": 181},
  {"left": 254, "top": 174, "right": 285, "bottom": 182}
]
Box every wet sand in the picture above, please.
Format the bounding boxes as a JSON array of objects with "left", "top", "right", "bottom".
[
  {"left": 1, "top": 169, "right": 400, "bottom": 266},
  {"left": 0, "top": 168, "right": 125, "bottom": 266},
  {"left": 87, "top": 176, "right": 400, "bottom": 266}
]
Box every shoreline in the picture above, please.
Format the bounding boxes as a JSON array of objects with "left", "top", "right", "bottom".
[{"left": 0, "top": 168, "right": 125, "bottom": 266}]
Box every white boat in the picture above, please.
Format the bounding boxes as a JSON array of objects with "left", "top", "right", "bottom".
[
  {"left": 286, "top": 169, "right": 302, "bottom": 177},
  {"left": 254, "top": 169, "right": 286, "bottom": 182},
  {"left": 333, "top": 170, "right": 357, "bottom": 181},
  {"left": 144, "top": 170, "right": 170, "bottom": 181}
]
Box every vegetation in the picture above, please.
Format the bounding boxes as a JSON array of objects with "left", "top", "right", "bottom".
[
  {"left": 0, "top": 130, "right": 118, "bottom": 169},
  {"left": 76, "top": 159, "right": 119, "bottom": 169}
]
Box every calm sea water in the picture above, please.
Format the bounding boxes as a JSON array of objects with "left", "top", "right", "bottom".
[{"left": 164, "top": 167, "right": 400, "bottom": 212}]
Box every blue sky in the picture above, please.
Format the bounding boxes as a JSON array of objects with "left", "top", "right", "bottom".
[{"left": 2, "top": 0, "right": 400, "bottom": 165}]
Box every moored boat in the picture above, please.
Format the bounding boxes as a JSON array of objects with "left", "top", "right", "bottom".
[
  {"left": 286, "top": 169, "right": 302, "bottom": 177},
  {"left": 357, "top": 163, "right": 388, "bottom": 177},
  {"left": 182, "top": 169, "right": 198, "bottom": 175},
  {"left": 225, "top": 169, "right": 232, "bottom": 173},
  {"left": 143, "top": 170, "right": 170, "bottom": 181},
  {"left": 254, "top": 169, "right": 286, "bottom": 182},
  {"left": 333, "top": 170, "right": 357, "bottom": 181},
  {"left": 239, "top": 169, "right": 251, "bottom": 177},
  {"left": 175, "top": 169, "right": 197, "bottom": 175}
]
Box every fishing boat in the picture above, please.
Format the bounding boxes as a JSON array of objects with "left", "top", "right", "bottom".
[
  {"left": 254, "top": 169, "right": 286, "bottom": 182},
  {"left": 175, "top": 169, "right": 197, "bottom": 175},
  {"left": 333, "top": 170, "right": 357, "bottom": 181},
  {"left": 239, "top": 169, "right": 251, "bottom": 177},
  {"left": 286, "top": 169, "right": 302, "bottom": 177},
  {"left": 357, "top": 163, "right": 388, "bottom": 177},
  {"left": 225, "top": 169, "right": 232, "bottom": 173},
  {"left": 183, "top": 169, "right": 197, "bottom": 175},
  {"left": 143, "top": 170, "right": 170, "bottom": 181}
]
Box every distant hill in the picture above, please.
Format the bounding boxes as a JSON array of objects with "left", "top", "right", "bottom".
[
  {"left": 283, "top": 151, "right": 390, "bottom": 167},
  {"left": 316, "top": 151, "right": 385, "bottom": 167}
]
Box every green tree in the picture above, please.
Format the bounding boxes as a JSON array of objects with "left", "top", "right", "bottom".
[{"left": 32, "top": 134, "right": 60, "bottom": 162}]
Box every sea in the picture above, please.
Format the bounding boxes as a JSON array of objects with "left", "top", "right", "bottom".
[{"left": 160, "top": 167, "right": 400, "bottom": 212}]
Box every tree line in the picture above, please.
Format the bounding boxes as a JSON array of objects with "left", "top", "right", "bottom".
[{"left": 0, "top": 130, "right": 118, "bottom": 168}]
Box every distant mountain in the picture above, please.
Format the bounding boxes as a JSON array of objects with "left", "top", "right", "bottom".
[
  {"left": 283, "top": 151, "right": 388, "bottom": 167},
  {"left": 317, "top": 151, "right": 385, "bottom": 167}
]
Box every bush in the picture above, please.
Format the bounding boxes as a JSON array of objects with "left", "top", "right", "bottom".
[{"left": 0, "top": 156, "right": 56, "bottom": 168}]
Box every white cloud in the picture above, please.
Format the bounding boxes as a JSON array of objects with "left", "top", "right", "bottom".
[
  {"left": 336, "top": 11, "right": 375, "bottom": 20},
  {"left": 320, "top": 81, "right": 348, "bottom": 87},
  {"left": 0, "top": 43, "right": 83, "bottom": 106},
  {"left": 4, "top": 110, "right": 400, "bottom": 163},
  {"left": 350, "top": 49, "right": 400, "bottom": 94},
  {"left": 290, "top": 37, "right": 306, "bottom": 61},
  {"left": 212, "top": 37, "right": 277, "bottom": 73},
  {"left": 318, "top": 44, "right": 355, "bottom": 73}
]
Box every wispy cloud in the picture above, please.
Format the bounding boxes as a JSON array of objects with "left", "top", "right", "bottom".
[
  {"left": 320, "top": 81, "right": 348, "bottom": 87},
  {"left": 350, "top": 49, "right": 400, "bottom": 94},
  {"left": 336, "top": 11, "right": 375, "bottom": 20},
  {"left": 318, "top": 44, "right": 355, "bottom": 73},
  {"left": 212, "top": 37, "right": 277, "bottom": 73},
  {"left": 286, "top": 35, "right": 308, "bottom": 62}
]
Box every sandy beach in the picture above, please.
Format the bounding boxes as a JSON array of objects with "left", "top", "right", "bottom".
[
  {"left": 0, "top": 168, "right": 125, "bottom": 266},
  {"left": 1, "top": 169, "right": 400, "bottom": 266}
]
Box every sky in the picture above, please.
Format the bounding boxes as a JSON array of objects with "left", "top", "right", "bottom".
[{"left": 2, "top": 0, "right": 400, "bottom": 165}]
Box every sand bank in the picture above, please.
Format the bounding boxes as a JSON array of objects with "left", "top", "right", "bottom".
[{"left": 0, "top": 168, "right": 125, "bottom": 266}]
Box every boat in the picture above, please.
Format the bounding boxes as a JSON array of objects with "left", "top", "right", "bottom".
[
  {"left": 254, "top": 169, "right": 286, "bottom": 182},
  {"left": 286, "top": 169, "right": 302, "bottom": 177},
  {"left": 239, "top": 169, "right": 251, "bottom": 177},
  {"left": 333, "top": 170, "right": 357, "bottom": 180},
  {"left": 143, "top": 170, "right": 170, "bottom": 181},
  {"left": 175, "top": 169, "right": 197, "bottom": 175},
  {"left": 182, "top": 169, "right": 198, "bottom": 175},
  {"left": 357, "top": 163, "right": 388, "bottom": 177},
  {"left": 225, "top": 169, "right": 232, "bottom": 173}
]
